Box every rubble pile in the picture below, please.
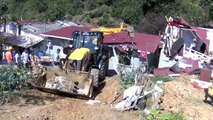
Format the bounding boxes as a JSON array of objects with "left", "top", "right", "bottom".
[{"left": 159, "top": 75, "right": 213, "bottom": 120}]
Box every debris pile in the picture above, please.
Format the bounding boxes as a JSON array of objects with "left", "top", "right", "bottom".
[{"left": 159, "top": 75, "right": 213, "bottom": 119}]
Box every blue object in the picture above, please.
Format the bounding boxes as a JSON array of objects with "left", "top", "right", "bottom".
[{"left": 37, "top": 51, "right": 45, "bottom": 57}]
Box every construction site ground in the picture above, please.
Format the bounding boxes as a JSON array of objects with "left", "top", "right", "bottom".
[{"left": 0, "top": 68, "right": 213, "bottom": 120}]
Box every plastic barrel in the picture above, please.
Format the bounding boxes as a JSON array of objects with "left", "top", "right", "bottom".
[{"left": 37, "top": 51, "right": 45, "bottom": 57}]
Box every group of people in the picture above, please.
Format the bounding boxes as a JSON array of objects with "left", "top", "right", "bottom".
[{"left": 4, "top": 46, "right": 31, "bottom": 68}]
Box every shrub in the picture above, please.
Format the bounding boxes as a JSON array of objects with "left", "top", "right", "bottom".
[
  {"left": 0, "top": 66, "right": 30, "bottom": 91},
  {"left": 120, "top": 70, "right": 135, "bottom": 90},
  {"left": 86, "top": 16, "right": 91, "bottom": 23}
]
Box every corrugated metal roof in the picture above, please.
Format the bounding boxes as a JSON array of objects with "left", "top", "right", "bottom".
[
  {"left": 4, "top": 34, "right": 43, "bottom": 48},
  {"left": 104, "top": 31, "right": 161, "bottom": 53},
  {"left": 41, "top": 26, "right": 92, "bottom": 40},
  {"left": 42, "top": 26, "right": 161, "bottom": 53},
  {"left": 179, "top": 17, "right": 210, "bottom": 51},
  {"left": 191, "top": 26, "right": 210, "bottom": 52}
]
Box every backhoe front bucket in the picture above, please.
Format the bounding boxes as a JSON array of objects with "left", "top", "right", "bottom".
[{"left": 27, "top": 71, "right": 93, "bottom": 99}]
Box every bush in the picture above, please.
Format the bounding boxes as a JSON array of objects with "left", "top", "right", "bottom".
[
  {"left": 86, "top": 16, "right": 91, "bottom": 23},
  {"left": 120, "top": 70, "right": 135, "bottom": 90},
  {"left": 0, "top": 66, "right": 30, "bottom": 91},
  {"left": 103, "top": 13, "right": 110, "bottom": 21}
]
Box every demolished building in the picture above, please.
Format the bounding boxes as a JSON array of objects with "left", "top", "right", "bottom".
[
  {"left": 156, "top": 16, "right": 213, "bottom": 81},
  {"left": 41, "top": 25, "right": 161, "bottom": 74}
]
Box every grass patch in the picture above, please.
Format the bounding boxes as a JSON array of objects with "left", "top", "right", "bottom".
[
  {"left": 146, "top": 109, "right": 185, "bottom": 120},
  {"left": 151, "top": 76, "right": 172, "bottom": 83}
]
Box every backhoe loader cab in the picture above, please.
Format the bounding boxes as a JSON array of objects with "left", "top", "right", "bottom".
[
  {"left": 72, "top": 30, "right": 103, "bottom": 52},
  {"left": 67, "top": 30, "right": 109, "bottom": 88}
]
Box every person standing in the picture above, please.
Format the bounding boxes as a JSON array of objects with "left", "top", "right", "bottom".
[
  {"left": 53, "top": 48, "right": 61, "bottom": 66},
  {"left": 15, "top": 50, "right": 21, "bottom": 65},
  {"left": 21, "top": 49, "right": 30, "bottom": 68},
  {"left": 5, "top": 46, "right": 13, "bottom": 64}
]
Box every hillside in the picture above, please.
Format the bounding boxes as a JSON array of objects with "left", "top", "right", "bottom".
[{"left": 0, "top": 0, "right": 213, "bottom": 34}]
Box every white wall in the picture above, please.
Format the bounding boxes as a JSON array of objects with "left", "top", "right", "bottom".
[{"left": 205, "top": 28, "right": 213, "bottom": 52}]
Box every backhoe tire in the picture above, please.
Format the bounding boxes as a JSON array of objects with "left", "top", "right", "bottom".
[
  {"left": 99, "top": 61, "right": 107, "bottom": 81},
  {"left": 90, "top": 68, "right": 99, "bottom": 88}
]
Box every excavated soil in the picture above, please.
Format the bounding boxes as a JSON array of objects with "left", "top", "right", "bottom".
[
  {"left": 159, "top": 74, "right": 213, "bottom": 120},
  {"left": 0, "top": 68, "right": 140, "bottom": 120}
]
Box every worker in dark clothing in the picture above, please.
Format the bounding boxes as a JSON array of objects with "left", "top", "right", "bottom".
[{"left": 204, "top": 85, "right": 213, "bottom": 105}]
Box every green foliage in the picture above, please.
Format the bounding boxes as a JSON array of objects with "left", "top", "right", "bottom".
[
  {"left": 146, "top": 109, "right": 185, "bottom": 120},
  {"left": 120, "top": 70, "right": 135, "bottom": 90},
  {"left": 85, "top": 16, "right": 91, "bottom": 23},
  {"left": 0, "top": 66, "right": 30, "bottom": 91},
  {"left": 112, "top": 0, "right": 143, "bottom": 24},
  {"left": 89, "top": 5, "right": 110, "bottom": 19},
  {"left": 209, "top": 4, "right": 213, "bottom": 20},
  {"left": 151, "top": 76, "right": 172, "bottom": 83}
]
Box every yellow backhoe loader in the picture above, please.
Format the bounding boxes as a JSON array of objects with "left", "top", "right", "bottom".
[{"left": 28, "top": 31, "right": 109, "bottom": 99}]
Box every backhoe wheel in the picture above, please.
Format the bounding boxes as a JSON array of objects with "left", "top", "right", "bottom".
[
  {"left": 90, "top": 68, "right": 99, "bottom": 89},
  {"left": 99, "top": 61, "right": 107, "bottom": 81}
]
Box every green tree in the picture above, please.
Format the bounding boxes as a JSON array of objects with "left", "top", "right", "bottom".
[{"left": 112, "top": 0, "right": 143, "bottom": 24}]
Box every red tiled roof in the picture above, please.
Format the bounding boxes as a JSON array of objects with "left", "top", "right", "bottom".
[{"left": 42, "top": 26, "right": 92, "bottom": 40}]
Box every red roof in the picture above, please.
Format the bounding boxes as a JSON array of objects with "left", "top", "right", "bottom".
[
  {"left": 104, "top": 31, "right": 161, "bottom": 53},
  {"left": 191, "top": 26, "right": 210, "bottom": 51},
  {"left": 42, "top": 26, "right": 161, "bottom": 53},
  {"left": 42, "top": 26, "right": 92, "bottom": 40},
  {"left": 179, "top": 17, "right": 210, "bottom": 51}
]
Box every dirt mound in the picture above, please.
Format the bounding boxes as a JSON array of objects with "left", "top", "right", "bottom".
[
  {"left": 96, "top": 75, "right": 122, "bottom": 103},
  {"left": 159, "top": 75, "right": 213, "bottom": 120}
]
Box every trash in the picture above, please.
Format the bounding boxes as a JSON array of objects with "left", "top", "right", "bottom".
[
  {"left": 114, "top": 86, "right": 142, "bottom": 110},
  {"left": 168, "top": 74, "right": 180, "bottom": 77},
  {"left": 156, "top": 81, "right": 163, "bottom": 84},
  {"left": 86, "top": 99, "right": 100, "bottom": 105},
  {"left": 142, "top": 84, "right": 163, "bottom": 98},
  {"left": 190, "top": 78, "right": 212, "bottom": 89},
  {"left": 114, "top": 84, "right": 163, "bottom": 111},
  {"left": 143, "top": 108, "right": 151, "bottom": 115}
]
